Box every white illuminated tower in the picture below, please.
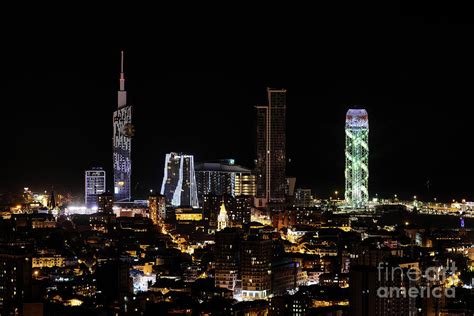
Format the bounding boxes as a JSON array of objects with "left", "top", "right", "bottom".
[
  {"left": 345, "top": 109, "right": 369, "bottom": 208},
  {"left": 113, "top": 51, "right": 134, "bottom": 201},
  {"left": 160, "top": 153, "right": 199, "bottom": 207}
]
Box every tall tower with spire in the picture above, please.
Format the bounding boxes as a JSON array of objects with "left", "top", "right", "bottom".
[{"left": 113, "top": 51, "right": 134, "bottom": 202}]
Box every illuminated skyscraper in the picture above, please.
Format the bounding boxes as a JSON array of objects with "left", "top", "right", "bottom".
[
  {"left": 195, "top": 159, "right": 254, "bottom": 200},
  {"left": 113, "top": 51, "right": 134, "bottom": 202},
  {"left": 256, "top": 88, "right": 287, "bottom": 205},
  {"left": 85, "top": 168, "right": 106, "bottom": 208},
  {"left": 345, "top": 109, "right": 369, "bottom": 208},
  {"left": 160, "top": 152, "right": 199, "bottom": 207}
]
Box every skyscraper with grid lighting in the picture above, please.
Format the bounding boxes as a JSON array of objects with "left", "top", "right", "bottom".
[
  {"left": 255, "top": 88, "right": 287, "bottom": 205},
  {"left": 113, "top": 51, "right": 134, "bottom": 202}
]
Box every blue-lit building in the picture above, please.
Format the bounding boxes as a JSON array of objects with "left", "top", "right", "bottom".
[
  {"left": 85, "top": 168, "right": 106, "bottom": 208},
  {"left": 113, "top": 51, "right": 133, "bottom": 202},
  {"left": 160, "top": 152, "right": 199, "bottom": 207}
]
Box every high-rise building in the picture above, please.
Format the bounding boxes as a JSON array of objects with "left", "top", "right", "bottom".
[
  {"left": 350, "top": 263, "right": 418, "bottom": 316},
  {"left": 256, "top": 88, "right": 287, "bottom": 205},
  {"left": 229, "top": 195, "right": 252, "bottom": 227},
  {"left": 294, "top": 188, "right": 312, "bottom": 207},
  {"left": 85, "top": 168, "right": 106, "bottom": 208},
  {"left": 271, "top": 259, "right": 301, "bottom": 296},
  {"left": 241, "top": 234, "right": 273, "bottom": 300},
  {"left": 234, "top": 174, "right": 257, "bottom": 197},
  {"left": 149, "top": 194, "right": 166, "bottom": 224},
  {"left": 113, "top": 51, "right": 134, "bottom": 202},
  {"left": 345, "top": 109, "right": 369, "bottom": 208},
  {"left": 96, "top": 258, "right": 132, "bottom": 307},
  {"left": 98, "top": 193, "right": 114, "bottom": 214},
  {"left": 195, "top": 159, "right": 254, "bottom": 200},
  {"left": 0, "top": 243, "right": 32, "bottom": 315},
  {"left": 160, "top": 153, "right": 199, "bottom": 207},
  {"left": 148, "top": 194, "right": 159, "bottom": 224},
  {"left": 215, "top": 228, "right": 241, "bottom": 292}
]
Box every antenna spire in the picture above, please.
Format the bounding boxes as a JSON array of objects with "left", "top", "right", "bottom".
[
  {"left": 121, "top": 50, "right": 124, "bottom": 75},
  {"left": 118, "top": 51, "right": 127, "bottom": 107},
  {"left": 119, "top": 51, "right": 125, "bottom": 91}
]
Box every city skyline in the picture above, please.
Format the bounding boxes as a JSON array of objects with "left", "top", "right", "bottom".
[
  {"left": 2, "top": 8, "right": 474, "bottom": 315},
  {"left": 1, "top": 51, "right": 474, "bottom": 202}
]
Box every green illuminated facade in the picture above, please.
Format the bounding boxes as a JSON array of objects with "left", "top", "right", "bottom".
[{"left": 345, "top": 109, "right": 369, "bottom": 208}]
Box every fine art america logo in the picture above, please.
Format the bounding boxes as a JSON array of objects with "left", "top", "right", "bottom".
[{"left": 376, "top": 262, "right": 457, "bottom": 299}]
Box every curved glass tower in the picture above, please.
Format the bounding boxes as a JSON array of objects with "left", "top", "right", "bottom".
[
  {"left": 160, "top": 152, "right": 199, "bottom": 208},
  {"left": 345, "top": 109, "right": 369, "bottom": 208}
]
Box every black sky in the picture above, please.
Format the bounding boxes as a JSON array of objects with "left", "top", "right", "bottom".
[{"left": 1, "top": 6, "right": 474, "bottom": 202}]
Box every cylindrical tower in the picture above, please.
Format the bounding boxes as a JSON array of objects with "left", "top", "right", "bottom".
[{"left": 345, "top": 109, "right": 369, "bottom": 208}]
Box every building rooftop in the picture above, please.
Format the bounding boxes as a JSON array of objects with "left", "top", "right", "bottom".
[
  {"left": 194, "top": 160, "right": 251, "bottom": 173},
  {"left": 346, "top": 108, "right": 369, "bottom": 128}
]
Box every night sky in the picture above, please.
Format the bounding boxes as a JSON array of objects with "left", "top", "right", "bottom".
[{"left": 1, "top": 7, "right": 473, "bottom": 202}]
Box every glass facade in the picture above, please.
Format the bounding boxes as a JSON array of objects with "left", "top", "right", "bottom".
[
  {"left": 256, "top": 88, "right": 287, "bottom": 204},
  {"left": 195, "top": 161, "right": 255, "bottom": 199},
  {"left": 85, "top": 169, "right": 106, "bottom": 208},
  {"left": 160, "top": 153, "right": 199, "bottom": 207}
]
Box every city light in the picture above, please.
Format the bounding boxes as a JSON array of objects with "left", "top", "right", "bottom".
[{"left": 1, "top": 49, "right": 472, "bottom": 316}]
